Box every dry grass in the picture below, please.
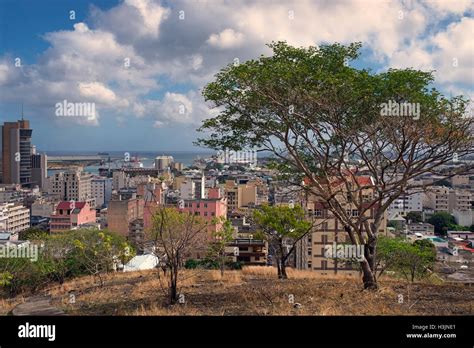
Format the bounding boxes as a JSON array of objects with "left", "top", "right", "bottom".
[
  {"left": 2, "top": 267, "right": 472, "bottom": 316},
  {"left": 0, "top": 296, "right": 26, "bottom": 315},
  {"left": 242, "top": 266, "right": 359, "bottom": 280}
]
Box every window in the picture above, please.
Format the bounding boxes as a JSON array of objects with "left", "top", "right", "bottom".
[
  {"left": 352, "top": 209, "right": 359, "bottom": 217},
  {"left": 315, "top": 209, "right": 323, "bottom": 217},
  {"left": 204, "top": 203, "right": 208, "bottom": 208}
]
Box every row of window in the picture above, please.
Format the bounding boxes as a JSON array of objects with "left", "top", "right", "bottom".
[
  {"left": 193, "top": 211, "right": 215, "bottom": 216},
  {"left": 310, "top": 209, "right": 360, "bottom": 217},
  {"left": 184, "top": 202, "right": 210, "bottom": 208}
]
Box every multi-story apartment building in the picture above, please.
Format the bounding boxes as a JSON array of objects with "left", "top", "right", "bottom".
[
  {"left": 387, "top": 191, "right": 423, "bottom": 216},
  {"left": 228, "top": 239, "right": 267, "bottom": 265},
  {"left": 49, "top": 201, "right": 96, "bottom": 233},
  {"left": 451, "top": 175, "right": 470, "bottom": 188},
  {"left": 91, "top": 177, "right": 113, "bottom": 208},
  {"left": 296, "top": 176, "right": 387, "bottom": 277},
  {"left": 423, "top": 186, "right": 450, "bottom": 212},
  {"left": 0, "top": 203, "right": 30, "bottom": 234},
  {"left": 48, "top": 168, "right": 93, "bottom": 204},
  {"left": 0, "top": 184, "right": 29, "bottom": 204},
  {"left": 108, "top": 193, "right": 144, "bottom": 236},
  {"left": 112, "top": 170, "right": 130, "bottom": 190},
  {"left": 448, "top": 189, "right": 472, "bottom": 212},
  {"left": 177, "top": 187, "right": 227, "bottom": 233},
  {"left": 224, "top": 180, "right": 257, "bottom": 212},
  {"left": 179, "top": 175, "right": 205, "bottom": 200},
  {"left": 180, "top": 180, "right": 196, "bottom": 200},
  {"left": 423, "top": 187, "right": 473, "bottom": 226}
]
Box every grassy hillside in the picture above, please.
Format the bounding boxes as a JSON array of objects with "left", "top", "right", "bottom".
[{"left": 2, "top": 267, "right": 473, "bottom": 316}]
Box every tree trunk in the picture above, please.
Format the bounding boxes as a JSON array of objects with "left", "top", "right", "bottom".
[
  {"left": 361, "top": 239, "right": 378, "bottom": 289},
  {"left": 280, "top": 261, "right": 288, "bottom": 279},
  {"left": 360, "top": 259, "right": 377, "bottom": 289},
  {"left": 220, "top": 256, "right": 225, "bottom": 277},
  {"left": 169, "top": 267, "right": 178, "bottom": 304},
  {"left": 277, "top": 259, "right": 288, "bottom": 279}
]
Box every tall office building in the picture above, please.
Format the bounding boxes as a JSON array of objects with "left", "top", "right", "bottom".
[
  {"left": 154, "top": 155, "right": 173, "bottom": 171},
  {"left": 1, "top": 120, "right": 33, "bottom": 185},
  {"left": 31, "top": 153, "right": 48, "bottom": 190}
]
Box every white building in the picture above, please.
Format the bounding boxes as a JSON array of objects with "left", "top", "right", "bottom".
[
  {"left": 452, "top": 210, "right": 474, "bottom": 227},
  {"left": 387, "top": 191, "right": 423, "bottom": 216},
  {"left": 112, "top": 170, "right": 130, "bottom": 191},
  {"left": 48, "top": 168, "right": 92, "bottom": 202},
  {"left": 0, "top": 203, "right": 30, "bottom": 234},
  {"left": 180, "top": 180, "right": 196, "bottom": 200},
  {"left": 91, "top": 177, "right": 113, "bottom": 208}
]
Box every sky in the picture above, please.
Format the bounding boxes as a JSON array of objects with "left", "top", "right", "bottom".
[{"left": 0, "top": 0, "right": 472, "bottom": 152}]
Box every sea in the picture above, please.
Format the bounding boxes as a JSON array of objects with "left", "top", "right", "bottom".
[{"left": 44, "top": 150, "right": 215, "bottom": 175}]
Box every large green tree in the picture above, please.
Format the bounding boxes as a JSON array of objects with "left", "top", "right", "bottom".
[
  {"left": 198, "top": 41, "right": 473, "bottom": 289},
  {"left": 253, "top": 204, "right": 313, "bottom": 279}
]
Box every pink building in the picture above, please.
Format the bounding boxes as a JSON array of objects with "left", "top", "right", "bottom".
[
  {"left": 180, "top": 188, "right": 227, "bottom": 233},
  {"left": 50, "top": 201, "right": 97, "bottom": 233},
  {"left": 143, "top": 187, "right": 227, "bottom": 234}
]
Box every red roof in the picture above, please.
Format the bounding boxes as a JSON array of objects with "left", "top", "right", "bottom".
[{"left": 57, "top": 201, "right": 87, "bottom": 210}]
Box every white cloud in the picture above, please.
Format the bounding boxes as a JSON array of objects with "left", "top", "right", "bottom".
[
  {"left": 207, "top": 29, "right": 245, "bottom": 49},
  {"left": 0, "top": 0, "right": 472, "bottom": 129}
]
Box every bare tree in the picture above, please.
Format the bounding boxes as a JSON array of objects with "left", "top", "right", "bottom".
[{"left": 149, "top": 207, "right": 209, "bottom": 305}]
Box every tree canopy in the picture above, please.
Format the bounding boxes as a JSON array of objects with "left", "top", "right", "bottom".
[{"left": 198, "top": 41, "right": 473, "bottom": 289}]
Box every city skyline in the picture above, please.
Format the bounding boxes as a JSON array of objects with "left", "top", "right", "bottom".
[{"left": 0, "top": 0, "right": 472, "bottom": 151}]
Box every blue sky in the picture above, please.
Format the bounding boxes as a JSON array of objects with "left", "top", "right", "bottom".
[{"left": 0, "top": 0, "right": 472, "bottom": 152}]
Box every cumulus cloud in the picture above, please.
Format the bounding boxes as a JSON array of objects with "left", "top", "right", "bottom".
[
  {"left": 0, "top": 0, "right": 472, "bottom": 130},
  {"left": 207, "top": 29, "right": 245, "bottom": 49}
]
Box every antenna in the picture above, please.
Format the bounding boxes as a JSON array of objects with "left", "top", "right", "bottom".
[{"left": 21, "top": 103, "right": 24, "bottom": 120}]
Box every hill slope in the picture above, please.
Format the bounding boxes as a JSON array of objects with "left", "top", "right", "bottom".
[{"left": 3, "top": 267, "right": 473, "bottom": 316}]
